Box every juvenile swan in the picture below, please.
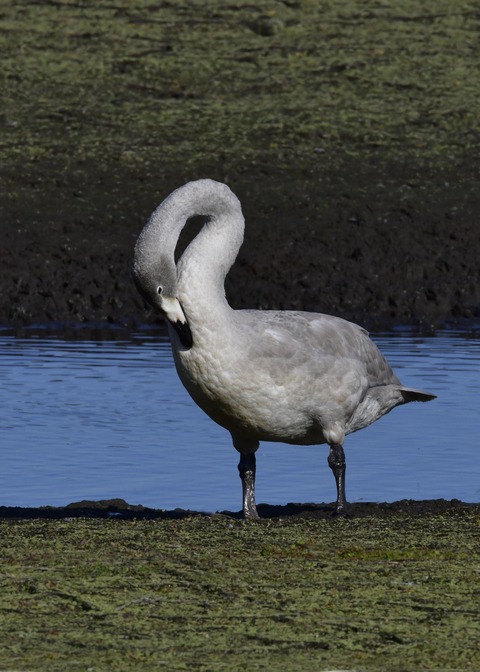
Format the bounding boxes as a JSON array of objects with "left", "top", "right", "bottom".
[{"left": 133, "top": 179, "right": 435, "bottom": 518}]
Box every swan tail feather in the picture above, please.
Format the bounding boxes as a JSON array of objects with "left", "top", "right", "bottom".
[{"left": 401, "top": 387, "right": 436, "bottom": 402}]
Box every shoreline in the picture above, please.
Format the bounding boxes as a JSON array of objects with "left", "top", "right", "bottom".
[{"left": 1, "top": 498, "right": 478, "bottom": 520}]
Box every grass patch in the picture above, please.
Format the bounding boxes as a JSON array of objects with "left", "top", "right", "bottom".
[
  {"left": 1, "top": 508, "right": 479, "bottom": 670},
  {"left": 1, "top": 0, "right": 479, "bottom": 175}
]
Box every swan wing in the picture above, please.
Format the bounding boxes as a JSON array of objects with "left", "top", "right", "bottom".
[{"left": 239, "top": 309, "right": 399, "bottom": 389}]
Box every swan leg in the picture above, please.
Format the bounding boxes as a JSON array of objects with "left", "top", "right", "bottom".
[
  {"left": 328, "top": 443, "right": 349, "bottom": 515},
  {"left": 232, "top": 435, "right": 259, "bottom": 519},
  {"left": 237, "top": 452, "right": 259, "bottom": 519}
]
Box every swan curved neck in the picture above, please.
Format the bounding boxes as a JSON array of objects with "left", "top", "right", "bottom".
[
  {"left": 176, "top": 186, "right": 244, "bottom": 320},
  {"left": 134, "top": 179, "right": 245, "bottom": 329}
]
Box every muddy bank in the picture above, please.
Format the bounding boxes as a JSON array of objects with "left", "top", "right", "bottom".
[
  {"left": 1, "top": 1, "right": 480, "bottom": 329},
  {"left": 2, "top": 156, "right": 479, "bottom": 331},
  {"left": 0, "top": 496, "right": 476, "bottom": 520}
]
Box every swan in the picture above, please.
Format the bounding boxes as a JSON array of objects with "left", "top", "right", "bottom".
[{"left": 133, "top": 179, "right": 435, "bottom": 518}]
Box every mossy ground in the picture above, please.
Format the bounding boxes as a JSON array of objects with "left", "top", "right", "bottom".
[
  {"left": 1, "top": 506, "right": 479, "bottom": 671},
  {"left": 1, "top": 0, "right": 479, "bottom": 171}
]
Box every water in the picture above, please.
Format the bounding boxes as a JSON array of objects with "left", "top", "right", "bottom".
[{"left": 0, "top": 327, "right": 479, "bottom": 512}]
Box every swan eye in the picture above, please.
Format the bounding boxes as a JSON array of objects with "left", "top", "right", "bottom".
[{"left": 157, "top": 285, "right": 163, "bottom": 295}]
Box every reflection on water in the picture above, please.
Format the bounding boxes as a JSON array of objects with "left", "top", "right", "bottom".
[{"left": 0, "top": 326, "right": 479, "bottom": 511}]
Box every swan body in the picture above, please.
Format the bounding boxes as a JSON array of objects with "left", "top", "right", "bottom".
[{"left": 133, "top": 179, "right": 435, "bottom": 517}]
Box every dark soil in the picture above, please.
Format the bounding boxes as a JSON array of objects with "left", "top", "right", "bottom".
[{"left": 2, "top": 151, "right": 480, "bottom": 332}]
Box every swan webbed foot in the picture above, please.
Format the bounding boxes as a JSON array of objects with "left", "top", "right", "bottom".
[
  {"left": 330, "top": 502, "right": 351, "bottom": 518},
  {"left": 328, "top": 443, "right": 349, "bottom": 517},
  {"left": 237, "top": 451, "right": 259, "bottom": 520},
  {"left": 244, "top": 501, "right": 260, "bottom": 520}
]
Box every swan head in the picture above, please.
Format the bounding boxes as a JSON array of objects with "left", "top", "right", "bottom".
[{"left": 132, "top": 249, "right": 193, "bottom": 349}]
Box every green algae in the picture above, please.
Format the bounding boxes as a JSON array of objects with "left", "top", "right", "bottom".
[
  {"left": 1, "top": 509, "right": 479, "bottom": 670},
  {"left": 1, "top": 0, "right": 479, "bottom": 177}
]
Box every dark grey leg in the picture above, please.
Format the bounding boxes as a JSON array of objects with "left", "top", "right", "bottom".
[
  {"left": 238, "top": 452, "right": 259, "bottom": 519},
  {"left": 232, "top": 435, "right": 260, "bottom": 519},
  {"left": 328, "top": 443, "right": 349, "bottom": 515}
]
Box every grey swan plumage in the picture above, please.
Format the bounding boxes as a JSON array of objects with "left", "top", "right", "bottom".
[{"left": 133, "top": 179, "right": 436, "bottom": 518}]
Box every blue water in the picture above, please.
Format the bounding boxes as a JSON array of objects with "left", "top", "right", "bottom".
[{"left": 0, "top": 327, "right": 478, "bottom": 512}]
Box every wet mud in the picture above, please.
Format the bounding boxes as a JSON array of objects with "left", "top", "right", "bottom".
[{"left": 0, "top": 497, "right": 477, "bottom": 521}]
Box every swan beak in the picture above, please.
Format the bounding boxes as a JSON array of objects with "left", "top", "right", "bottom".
[{"left": 160, "top": 297, "right": 193, "bottom": 349}]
